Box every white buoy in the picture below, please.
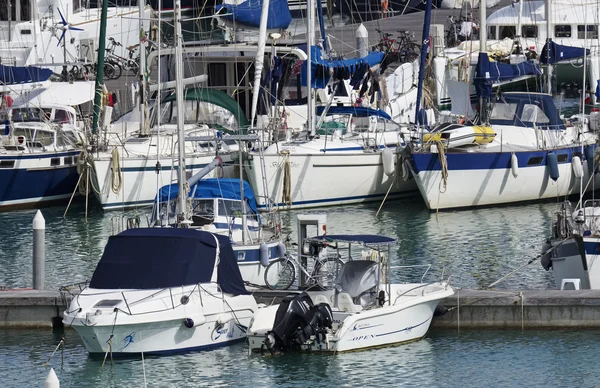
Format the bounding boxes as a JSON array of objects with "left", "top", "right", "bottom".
[
  {"left": 511, "top": 153, "right": 519, "bottom": 178},
  {"left": 382, "top": 148, "right": 395, "bottom": 177},
  {"left": 572, "top": 156, "right": 584, "bottom": 178},
  {"left": 44, "top": 368, "right": 59, "bottom": 388}
]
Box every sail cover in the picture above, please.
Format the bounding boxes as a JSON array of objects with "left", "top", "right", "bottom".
[
  {"left": 89, "top": 228, "right": 249, "bottom": 295},
  {"left": 215, "top": 0, "right": 291, "bottom": 30},
  {"left": 540, "top": 40, "right": 589, "bottom": 65},
  {"left": 0, "top": 65, "right": 53, "bottom": 85},
  {"left": 474, "top": 52, "right": 541, "bottom": 99},
  {"left": 316, "top": 106, "right": 392, "bottom": 120}
]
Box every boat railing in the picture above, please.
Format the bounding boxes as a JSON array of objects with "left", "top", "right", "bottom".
[{"left": 392, "top": 280, "right": 451, "bottom": 304}]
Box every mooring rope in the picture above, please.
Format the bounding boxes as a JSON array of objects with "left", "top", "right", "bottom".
[{"left": 110, "top": 147, "right": 122, "bottom": 194}]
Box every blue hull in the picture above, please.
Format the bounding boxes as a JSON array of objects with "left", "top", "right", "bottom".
[{"left": 0, "top": 151, "right": 81, "bottom": 210}]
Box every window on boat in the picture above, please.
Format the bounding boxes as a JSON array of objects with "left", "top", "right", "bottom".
[
  {"left": 50, "top": 157, "right": 60, "bottom": 166},
  {"left": 20, "top": 0, "right": 31, "bottom": 21},
  {"left": 64, "top": 156, "right": 74, "bottom": 165},
  {"left": 490, "top": 103, "right": 518, "bottom": 121},
  {"left": 54, "top": 109, "right": 71, "bottom": 124},
  {"left": 218, "top": 199, "right": 243, "bottom": 218},
  {"left": 0, "top": 160, "right": 15, "bottom": 168},
  {"left": 557, "top": 154, "right": 569, "bottom": 163},
  {"left": 487, "top": 26, "right": 497, "bottom": 39},
  {"left": 521, "top": 26, "right": 538, "bottom": 38},
  {"left": 124, "top": 137, "right": 150, "bottom": 144},
  {"left": 578, "top": 25, "right": 598, "bottom": 39},
  {"left": 11, "top": 108, "right": 44, "bottom": 122},
  {"left": 11, "top": 127, "right": 35, "bottom": 141},
  {"left": 56, "top": 130, "right": 79, "bottom": 147},
  {"left": 527, "top": 156, "right": 543, "bottom": 166},
  {"left": 520, "top": 103, "right": 550, "bottom": 124},
  {"left": 192, "top": 199, "right": 215, "bottom": 217},
  {"left": 498, "top": 26, "right": 516, "bottom": 39},
  {"left": 35, "top": 130, "right": 55, "bottom": 146},
  {"left": 555, "top": 25, "right": 572, "bottom": 38},
  {"left": 160, "top": 100, "right": 240, "bottom": 130}
]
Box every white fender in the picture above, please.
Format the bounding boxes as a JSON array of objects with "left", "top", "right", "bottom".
[
  {"left": 511, "top": 153, "right": 519, "bottom": 178},
  {"left": 572, "top": 155, "right": 583, "bottom": 179},
  {"left": 183, "top": 315, "right": 207, "bottom": 328},
  {"left": 382, "top": 147, "right": 395, "bottom": 176},
  {"left": 216, "top": 313, "right": 233, "bottom": 326},
  {"left": 259, "top": 243, "right": 269, "bottom": 267},
  {"left": 401, "top": 158, "right": 410, "bottom": 181}
]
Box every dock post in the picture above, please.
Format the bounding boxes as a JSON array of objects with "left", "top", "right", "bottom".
[
  {"left": 33, "top": 210, "right": 46, "bottom": 290},
  {"left": 44, "top": 368, "right": 59, "bottom": 388},
  {"left": 356, "top": 24, "right": 368, "bottom": 58}
]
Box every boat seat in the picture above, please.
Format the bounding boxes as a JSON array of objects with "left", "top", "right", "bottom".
[
  {"left": 337, "top": 292, "right": 362, "bottom": 313},
  {"left": 313, "top": 294, "right": 330, "bottom": 306},
  {"left": 561, "top": 278, "right": 581, "bottom": 290}
]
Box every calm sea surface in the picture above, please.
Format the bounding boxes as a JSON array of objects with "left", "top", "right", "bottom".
[{"left": 0, "top": 194, "right": 596, "bottom": 386}]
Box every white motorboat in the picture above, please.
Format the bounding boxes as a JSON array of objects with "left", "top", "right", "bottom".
[
  {"left": 541, "top": 200, "right": 600, "bottom": 290},
  {"left": 151, "top": 177, "right": 286, "bottom": 287},
  {"left": 63, "top": 228, "right": 258, "bottom": 355},
  {"left": 247, "top": 234, "right": 454, "bottom": 353}
]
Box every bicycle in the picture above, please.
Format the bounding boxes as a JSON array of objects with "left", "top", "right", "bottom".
[{"left": 264, "top": 242, "right": 345, "bottom": 290}]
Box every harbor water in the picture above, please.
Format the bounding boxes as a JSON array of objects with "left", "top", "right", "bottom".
[{"left": 0, "top": 194, "right": 595, "bottom": 386}]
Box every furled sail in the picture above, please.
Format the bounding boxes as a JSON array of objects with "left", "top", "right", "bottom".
[
  {"left": 540, "top": 40, "right": 589, "bottom": 65},
  {"left": 474, "top": 52, "right": 541, "bottom": 98}
]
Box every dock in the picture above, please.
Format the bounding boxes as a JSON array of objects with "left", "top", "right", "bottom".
[{"left": 5, "top": 288, "right": 600, "bottom": 330}]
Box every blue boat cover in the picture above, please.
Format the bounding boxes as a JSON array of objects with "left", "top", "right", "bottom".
[
  {"left": 0, "top": 64, "right": 53, "bottom": 84},
  {"left": 307, "top": 234, "right": 396, "bottom": 245},
  {"left": 302, "top": 46, "right": 384, "bottom": 88},
  {"left": 490, "top": 92, "right": 565, "bottom": 129},
  {"left": 215, "top": 0, "right": 291, "bottom": 30},
  {"left": 540, "top": 40, "right": 589, "bottom": 65},
  {"left": 316, "top": 106, "right": 392, "bottom": 120},
  {"left": 157, "top": 178, "right": 259, "bottom": 215},
  {"left": 474, "top": 52, "right": 541, "bottom": 99},
  {"left": 89, "top": 228, "right": 249, "bottom": 295}
]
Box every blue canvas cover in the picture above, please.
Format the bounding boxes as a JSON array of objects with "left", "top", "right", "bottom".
[
  {"left": 540, "top": 40, "right": 589, "bottom": 65},
  {"left": 316, "top": 106, "right": 392, "bottom": 120},
  {"left": 157, "top": 178, "right": 259, "bottom": 215},
  {"left": 474, "top": 52, "right": 541, "bottom": 99},
  {"left": 0, "top": 65, "right": 53, "bottom": 84},
  {"left": 215, "top": 0, "right": 291, "bottom": 29},
  {"left": 89, "top": 228, "right": 248, "bottom": 295},
  {"left": 490, "top": 92, "right": 565, "bottom": 129},
  {"left": 307, "top": 234, "right": 396, "bottom": 245},
  {"left": 301, "top": 46, "right": 384, "bottom": 88}
]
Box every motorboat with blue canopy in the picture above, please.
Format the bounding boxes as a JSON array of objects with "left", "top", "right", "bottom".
[{"left": 63, "top": 227, "right": 259, "bottom": 355}]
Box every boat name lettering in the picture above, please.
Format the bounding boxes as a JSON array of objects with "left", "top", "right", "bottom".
[
  {"left": 271, "top": 161, "right": 300, "bottom": 168},
  {"left": 351, "top": 335, "right": 375, "bottom": 341},
  {"left": 352, "top": 323, "right": 371, "bottom": 330}
]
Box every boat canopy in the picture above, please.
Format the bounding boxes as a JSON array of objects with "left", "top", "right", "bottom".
[
  {"left": 316, "top": 106, "right": 392, "bottom": 120},
  {"left": 302, "top": 46, "right": 384, "bottom": 88},
  {"left": 489, "top": 92, "right": 565, "bottom": 129},
  {"left": 0, "top": 65, "right": 53, "bottom": 85},
  {"left": 89, "top": 228, "right": 249, "bottom": 295},
  {"left": 157, "top": 178, "right": 259, "bottom": 215},
  {"left": 335, "top": 261, "right": 380, "bottom": 298},
  {"left": 306, "top": 234, "right": 396, "bottom": 245},
  {"left": 540, "top": 40, "right": 589, "bottom": 65},
  {"left": 474, "top": 52, "right": 541, "bottom": 99},
  {"left": 214, "top": 0, "right": 291, "bottom": 30},
  {"left": 162, "top": 88, "right": 250, "bottom": 129}
]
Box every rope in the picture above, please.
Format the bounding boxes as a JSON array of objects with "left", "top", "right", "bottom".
[
  {"left": 110, "top": 147, "right": 122, "bottom": 194},
  {"left": 435, "top": 140, "right": 448, "bottom": 193},
  {"left": 281, "top": 151, "right": 292, "bottom": 207}
]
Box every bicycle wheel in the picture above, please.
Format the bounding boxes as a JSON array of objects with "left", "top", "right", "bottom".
[
  {"left": 314, "top": 257, "right": 345, "bottom": 290},
  {"left": 111, "top": 63, "right": 123, "bottom": 79},
  {"left": 264, "top": 258, "right": 295, "bottom": 290},
  {"left": 104, "top": 63, "right": 116, "bottom": 79}
]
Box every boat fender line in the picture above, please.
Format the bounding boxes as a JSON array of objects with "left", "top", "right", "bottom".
[
  {"left": 382, "top": 147, "right": 395, "bottom": 177},
  {"left": 584, "top": 144, "right": 595, "bottom": 173},
  {"left": 547, "top": 152, "right": 559, "bottom": 182},
  {"left": 435, "top": 140, "right": 448, "bottom": 193},
  {"left": 216, "top": 313, "right": 233, "bottom": 326},
  {"left": 183, "top": 315, "right": 207, "bottom": 328},
  {"left": 278, "top": 241, "right": 286, "bottom": 258},
  {"left": 510, "top": 152, "right": 518, "bottom": 178},
  {"left": 260, "top": 243, "right": 270, "bottom": 267},
  {"left": 110, "top": 147, "right": 122, "bottom": 194},
  {"left": 572, "top": 156, "right": 583, "bottom": 179},
  {"left": 281, "top": 151, "right": 292, "bottom": 207}
]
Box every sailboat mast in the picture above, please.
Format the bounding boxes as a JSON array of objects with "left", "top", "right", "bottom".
[
  {"left": 249, "top": 0, "right": 271, "bottom": 127},
  {"left": 139, "top": 0, "right": 148, "bottom": 136},
  {"left": 91, "top": 0, "right": 109, "bottom": 138},
  {"left": 307, "top": 0, "right": 315, "bottom": 137},
  {"left": 174, "top": 0, "right": 188, "bottom": 222},
  {"left": 545, "top": 0, "right": 553, "bottom": 93},
  {"left": 479, "top": 0, "right": 487, "bottom": 123},
  {"left": 414, "top": 0, "right": 432, "bottom": 128}
]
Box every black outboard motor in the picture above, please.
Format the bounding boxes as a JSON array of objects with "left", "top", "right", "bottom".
[{"left": 266, "top": 292, "right": 333, "bottom": 352}]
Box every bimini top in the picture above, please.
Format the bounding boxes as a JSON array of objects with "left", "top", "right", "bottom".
[
  {"left": 157, "top": 178, "right": 259, "bottom": 215},
  {"left": 89, "top": 228, "right": 248, "bottom": 295},
  {"left": 306, "top": 234, "right": 396, "bottom": 246},
  {"left": 316, "top": 106, "right": 392, "bottom": 121},
  {"left": 489, "top": 92, "right": 565, "bottom": 130}
]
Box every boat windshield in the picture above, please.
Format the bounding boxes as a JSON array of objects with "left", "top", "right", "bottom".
[
  {"left": 490, "top": 103, "right": 518, "bottom": 121},
  {"left": 158, "top": 100, "right": 240, "bottom": 130},
  {"left": 11, "top": 108, "right": 50, "bottom": 122},
  {"left": 12, "top": 127, "right": 55, "bottom": 147}
]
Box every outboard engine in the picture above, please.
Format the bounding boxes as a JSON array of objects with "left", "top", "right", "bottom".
[{"left": 266, "top": 292, "right": 333, "bottom": 352}]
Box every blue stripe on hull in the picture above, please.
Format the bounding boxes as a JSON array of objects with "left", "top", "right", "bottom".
[
  {"left": 235, "top": 244, "right": 281, "bottom": 263},
  {"left": 0, "top": 159, "right": 81, "bottom": 208},
  {"left": 583, "top": 241, "right": 600, "bottom": 255},
  {"left": 411, "top": 145, "right": 591, "bottom": 173},
  {"left": 88, "top": 337, "right": 246, "bottom": 357}
]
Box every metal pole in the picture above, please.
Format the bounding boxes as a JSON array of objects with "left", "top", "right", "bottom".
[
  {"left": 174, "top": 0, "right": 188, "bottom": 223},
  {"left": 545, "top": 0, "right": 553, "bottom": 93},
  {"left": 307, "top": 0, "right": 315, "bottom": 137},
  {"left": 139, "top": 0, "right": 148, "bottom": 136},
  {"left": 91, "top": 0, "right": 109, "bottom": 138},
  {"left": 479, "top": 0, "right": 488, "bottom": 123},
  {"left": 32, "top": 210, "right": 45, "bottom": 290}
]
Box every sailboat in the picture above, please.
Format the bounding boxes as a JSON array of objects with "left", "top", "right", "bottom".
[
  {"left": 407, "top": 0, "right": 599, "bottom": 211},
  {"left": 63, "top": 1, "right": 258, "bottom": 355}
]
